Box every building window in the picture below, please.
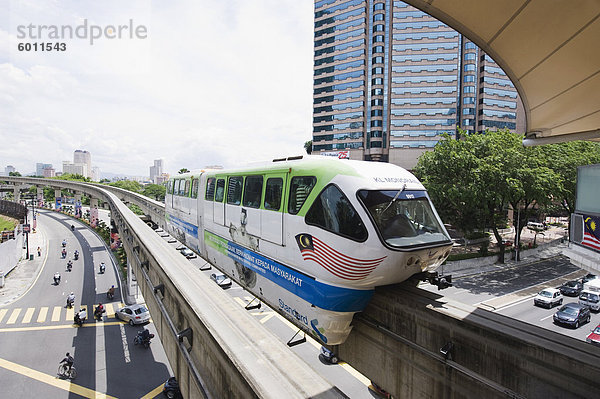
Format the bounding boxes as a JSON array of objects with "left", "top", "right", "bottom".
[
  {"left": 462, "top": 108, "right": 474, "bottom": 115},
  {"left": 371, "top": 88, "right": 383, "bottom": 95},
  {"left": 371, "top": 120, "right": 383, "bottom": 127},
  {"left": 464, "top": 64, "right": 476, "bottom": 72},
  {"left": 463, "top": 97, "right": 475, "bottom": 104},
  {"left": 374, "top": 35, "right": 384, "bottom": 43},
  {"left": 373, "top": 24, "right": 384, "bottom": 32},
  {"left": 372, "top": 66, "right": 383, "bottom": 74},
  {"left": 373, "top": 13, "right": 384, "bottom": 21},
  {"left": 371, "top": 109, "right": 383, "bottom": 116},
  {"left": 464, "top": 52, "right": 476, "bottom": 60},
  {"left": 372, "top": 98, "right": 383, "bottom": 106},
  {"left": 372, "top": 77, "right": 383, "bottom": 85},
  {"left": 374, "top": 3, "right": 385, "bottom": 11},
  {"left": 373, "top": 45, "right": 384, "bottom": 53},
  {"left": 464, "top": 75, "right": 475, "bottom": 83},
  {"left": 370, "top": 141, "right": 383, "bottom": 148},
  {"left": 463, "top": 86, "right": 475, "bottom": 93},
  {"left": 372, "top": 56, "right": 384, "bottom": 64}
]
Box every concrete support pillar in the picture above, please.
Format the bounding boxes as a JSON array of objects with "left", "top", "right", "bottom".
[
  {"left": 74, "top": 193, "right": 82, "bottom": 218},
  {"left": 90, "top": 197, "right": 99, "bottom": 227},
  {"left": 36, "top": 188, "right": 44, "bottom": 207},
  {"left": 13, "top": 187, "right": 20, "bottom": 203},
  {"left": 54, "top": 189, "right": 62, "bottom": 210}
]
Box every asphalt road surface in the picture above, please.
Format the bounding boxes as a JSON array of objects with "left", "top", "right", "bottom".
[{"left": 0, "top": 209, "right": 172, "bottom": 398}]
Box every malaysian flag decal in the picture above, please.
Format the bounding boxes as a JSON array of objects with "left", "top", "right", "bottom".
[
  {"left": 583, "top": 215, "right": 600, "bottom": 252},
  {"left": 296, "top": 234, "right": 386, "bottom": 280}
]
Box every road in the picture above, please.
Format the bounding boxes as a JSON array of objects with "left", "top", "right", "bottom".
[
  {"left": 0, "top": 209, "right": 171, "bottom": 398},
  {"left": 420, "top": 254, "right": 597, "bottom": 343}
]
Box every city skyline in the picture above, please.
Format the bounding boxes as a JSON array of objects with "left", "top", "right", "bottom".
[{"left": 1, "top": 1, "right": 314, "bottom": 176}]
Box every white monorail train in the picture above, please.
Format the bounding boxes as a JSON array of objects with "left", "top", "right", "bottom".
[{"left": 165, "top": 156, "right": 453, "bottom": 345}]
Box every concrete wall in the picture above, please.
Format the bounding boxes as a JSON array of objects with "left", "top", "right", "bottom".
[
  {"left": 0, "top": 229, "right": 24, "bottom": 277},
  {"left": 340, "top": 283, "right": 600, "bottom": 398}
]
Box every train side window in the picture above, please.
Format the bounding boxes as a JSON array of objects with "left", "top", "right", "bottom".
[
  {"left": 227, "top": 176, "right": 243, "bottom": 205},
  {"left": 306, "top": 184, "right": 367, "bottom": 241},
  {"left": 243, "top": 176, "right": 263, "bottom": 208},
  {"left": 215, "top": 179, "right": 225, "bottom": 202},
  {"left": 184, "top": 179, "right": 191, "bottom": 197},
  {"left": 264, "top": 178, "right": 283, "bottom": 211},
  {"left": 174, "top": 180, "right": 181, "bottom": 196},
  {"left": 191, "top": 178, "right": 199, "bottom": 199},
  {"left": 288, "top": 176, "right": 316, "bottom": 215},
  {"left": 167, "top": 180, "right": 173, "bottom": 194},
  {"left": 206, "top": 178, "right": 216, "bottom": 201}
]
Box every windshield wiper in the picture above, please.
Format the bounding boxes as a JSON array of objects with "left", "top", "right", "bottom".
[{"left": 381, "top": 183, "right": 406, "bottom": 215}]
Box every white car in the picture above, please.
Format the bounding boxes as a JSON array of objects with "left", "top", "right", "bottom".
[
  {"left": 115, "top": 304, "right": 151, "bottom": 326},
  {"left": 179, "top": 248, "right": 196, "bottom": 259},
  {"left": 534, "top": 288, "right": 563, "bottom": 308}
]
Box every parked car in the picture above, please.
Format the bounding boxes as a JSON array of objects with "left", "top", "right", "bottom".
[
  {"left": 579, "top": 290, "right": 600, "bottom": 312},
  {"left": 210, "top": 273, "right": 232, "bottom": 289},
  {"left": 586, "top": 324, "right": 600, "bottom": 347},
  {"left": 533, "top": 288, "right": 563, "bottom": 308},
  {"left": 553, "top": 303, "right": 591, "bottom": 329},
  {"left": 559, "top": 280, "right": 583, "bottom": 297},
  {"left": 320, "top": 346, "right": 338, "bottom": 364},
  {"left": 582, "top": 274, "right": 599, "bottom": 284},
  {"left": 369, "top": 381, "right": 392, "bottom": 399},
  {"left": 162, "top": 377, "right": 182, "bottom": 399},
  {"left": 179, "top": 248, "right": 196, "bottom": 259},
  {"left": 501, "top": 240, "right": 513, "bottom": 247},
  {"left": 115, "top": 304, "right": 151, "bottom": 326}
]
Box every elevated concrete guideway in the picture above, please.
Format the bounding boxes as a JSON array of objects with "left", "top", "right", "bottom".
[
  {"left": 404, "top": 0, "right": 600, "bottom": 145},
  {"left": 4, "top": 176, "right": 600, "bottom": 397}
]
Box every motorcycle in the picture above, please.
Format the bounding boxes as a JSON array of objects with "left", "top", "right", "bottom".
[
  {"left": 61, "top": 249, "right": 67, "bottom": 259},
  {"left": 62, "top": 240, "right": 67, "bottom": 247},
  {"left": 67, "top": 261, "right": 73, "bottom": 272},
  {"left": 66, "top": 296, "right": 75, "bottom": 308},
  {"left": 74, "top": 251, "right": 79, "bottom": 260},
  {"left": 53, "top": 273, "right": 61, "bottom": 285},
  {"left": 134, "top": 330, "right": 154, "bottom": 349},
  {"left": 107, "top": 288, "right": 115, "bottom": 300},
  {"left": 71, "top": 225, "right": 75, "bottom": 231},
  {"left": 99, "top": 263, "right": 105, "bottom": 274},
  {"left": 74, "top": 310, "right": 86, "bottom": 327},
  {"left": 94, "top": 306, "right": 105, "bottom": 321}
]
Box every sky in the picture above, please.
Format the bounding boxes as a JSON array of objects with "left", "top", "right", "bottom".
[{"left": 0, "top": 0, "right": 314, "bottom": 177}]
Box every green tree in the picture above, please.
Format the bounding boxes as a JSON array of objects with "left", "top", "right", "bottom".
[
  {"left": 9, "top": 171, "right": 21, "bottom": 176},
  {"left": 415, "top": 129, "right": 558, "bottom": 262},
  {"left": 178, "top": 168, "right": 190, "bottom": 174},
  {"left": 54, "top": 173, "right": 90, "bottom": 182},
  {"left": 304, "top": 140, "right": 313, "bottom": 155},
  {"left": 109, "top": 180, "right": 142, "bottom": 193},
  {"left": 142, "top": 184, "right": 166, "bottom": 201}
]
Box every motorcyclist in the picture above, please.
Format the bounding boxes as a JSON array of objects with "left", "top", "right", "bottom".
[
  {"left": 54, "top": 272, "right": 61, "bottom": 285},
  {"left": 71, "top": 224, "right": 75, "bottom": 231},
  {"left": 74, "top": 250, "right": 79, "bottom": 260},
  {"left": 67, "top": 260, "right": 73, "bottom": 271},
  {"left": 60, "top": 352, "right": 74, "bottom": 372},
  {"left": 94, "top": 303, "right": 105, "bottom": 320},
  {"left": 66, "top": 292, "right": 75, "bottom": 308},
  {"left": 62, "top": 239, "right": 67, "bottom": 247},
  {"left": 140, "top": 328, "right": 151, "bottom": 343},
  {"left": 62, "top": 248, "right": 67, "bottom": 258},
  {"left": 99, "top": 262, "right": 106, "bottom": 273},
  {"left": 74, "top": 308, "right": 87, "bottom": 325},
  {"left": 107, "top": 285, "right": 115, "bottom": 299}
]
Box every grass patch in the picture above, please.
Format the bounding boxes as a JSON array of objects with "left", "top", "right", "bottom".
[{"left": 0, "top": 215, "right": 18, "bottom": 231}]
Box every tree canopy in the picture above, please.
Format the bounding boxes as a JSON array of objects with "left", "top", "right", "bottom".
[
  {"left": 142, "top": 184, "right": 166, "bottom": 201},
  {"left": 178, "top": 168, "right": 190, "bottom": 174},
  {"left": 413, "top": 129, "right": 600, "bottom": 261}
]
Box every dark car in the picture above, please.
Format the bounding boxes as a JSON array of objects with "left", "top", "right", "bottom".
[
  {"left": 553, "top": 303, "right": 591, "bottom": 329},
  {"left": 559, "top": 280, "right": 583, "bottom": 297},
  {"left": 320, "top": 346, "right": 338, "bottom": 364},
  {"left": 582, "top": 274, "right": 598, "bottom": 284},
  {"left": 163, "top": 377, "right": 182, "bottom": 399}
]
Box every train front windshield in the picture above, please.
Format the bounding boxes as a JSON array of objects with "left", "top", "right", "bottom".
[{"left": 358, "top": 190, "right": 450, "bottom": 249}]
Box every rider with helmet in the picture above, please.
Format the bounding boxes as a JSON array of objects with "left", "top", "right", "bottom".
[{"left": 60, "top": 353, "right": 74, "bottom": 372}]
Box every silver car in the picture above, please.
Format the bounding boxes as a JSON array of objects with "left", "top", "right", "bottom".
[
  {"left": 179, "top": 248, "right": 197, "bottom": 259},
  {"left": 116, "top": 304, "right": 151, "bottom": 326}
]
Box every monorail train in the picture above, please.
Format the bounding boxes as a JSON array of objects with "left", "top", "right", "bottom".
[{"left": 165, "top": 156, "right": 453, "bottom": 345}]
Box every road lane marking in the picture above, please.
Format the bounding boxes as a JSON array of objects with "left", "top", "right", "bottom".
[
  {"left": 260, "top": 313, "right": 276, "bottom": 323},
  {"left": 0, "top": 321, "right": 127, "bottom": 333},
  {"left": 22, "top": 308, "right": 35, "bottom": 324},
  {"left": 140, "top": 383, "right": 165, "bottom": 399},
  {"left": 105, "top": 303, "right": 114, "bottom": 318},
  {"left": 66, "top": 307, "right": 74, "bottom": 321},
  {"left": 51, "top": 306, "right": 62, "bottom": 322},
  {"left": 0, "top": 309, "right": 7, "bottom": 323},
  {"left": 37, "top": 307, "right": 48, "bottom": 323},
  {"left": 0, "top": 356, "right": 117, "bottom": 399},
  {"left": 7, "top": 308, "right": 21, "bottom": 324},
  {"left": 540, "top": 314, "right": 554, "bottom": 321},
  {"left": 119, "top": 323, "right": 131, "bottom": 363}
]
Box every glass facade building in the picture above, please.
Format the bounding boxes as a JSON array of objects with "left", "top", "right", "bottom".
[{"left": 313, "top": 0, "right": 525, "bottom": 168}]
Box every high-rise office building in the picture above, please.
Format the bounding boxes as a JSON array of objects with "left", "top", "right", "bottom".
[
  {"left": 312, "top": 0, "right": 525, "bottom": 169},
  {"left": 36, "top": 163, "right": 52, "bottom": 177},
  {"left": 149, "top": 159, "right": 164, "bottom": 184},
  {"left": 74, "top": 150, "right": 92, "bottom": 178}
]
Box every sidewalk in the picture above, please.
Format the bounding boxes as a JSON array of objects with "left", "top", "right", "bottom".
[{"left": 0, "top": 215, "right": 48, "bottom": 307}]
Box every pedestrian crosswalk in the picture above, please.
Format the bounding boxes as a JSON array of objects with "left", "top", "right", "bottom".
[{"left": 0, "top": 302, "right": 124, "bottom": 326}]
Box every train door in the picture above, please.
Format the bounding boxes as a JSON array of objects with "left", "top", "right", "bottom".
[
  {"left": 261, "top": 173, "right": 287, "bottom": 245},
  {"left": 204, "top": 177, "right": 215, "bottom": 226},
  {"left": 225, "top": 176, "right": 243, "bottom": 228},
  {"left": 241, "top": 175, "right": 263, "bottom": 237},
  {"left": 213, "top": 178, "right": 225, "bottom": 225}
]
